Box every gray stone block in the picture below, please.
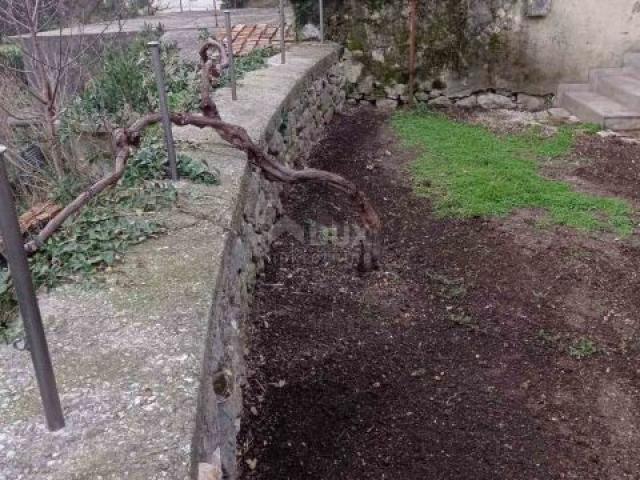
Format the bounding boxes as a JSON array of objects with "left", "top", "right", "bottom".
[
  {"left": 477, "top": 92, "right": 515, "bottom": 109},
  {"left": 456, "top": 95, "right": 478, "bottom": 109},
  {"left": 428, "top": 96, "right": 453, "bottom": 107},
  {"left": 376, "top": 98, "right": 399, "bottom": 111},
  {"left": 517, "top": 93, "right": 547, "bottom": 112},
  {"left": 527, "top": 0, "right": 552, "bottom": 17}
]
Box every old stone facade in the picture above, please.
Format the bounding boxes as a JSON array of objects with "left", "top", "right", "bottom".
[
  {"left": 295, "top": 0, "right": 640, "bottom": 100},
  {"left": 296, "top": 0, "right": 529, "bottom": 96}
]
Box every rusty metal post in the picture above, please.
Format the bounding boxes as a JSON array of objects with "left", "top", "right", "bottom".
[
  {"left": 279, "top": 0, "right": 286, "bottom": 64},
  {"left": 408, "top": 0, "right": 417, "bottom": 107},
  {"left": 319, "top": 0, "right": 324, "bottom": 43},
  {"left": 0, "top": 146, "right": 65, "bottom": 432},
  {"left": 148, "top": 41, "right": 179, "bottom": 181},
  {"left": 213, "top": 0, "right": 219, "bottom": 27},
  {"left": 224, "top": 11, "right": 238, "bottom": 101}
]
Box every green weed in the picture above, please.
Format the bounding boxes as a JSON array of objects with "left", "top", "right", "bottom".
[
  {"left": 124, "top": 134, "right": 220, "bottom": 186},
  {"left": 569, "top": 338, "right": 598, "bottom": 359},
  {"left": 537, "top": 328, "right": 561, "bottom": 347}
]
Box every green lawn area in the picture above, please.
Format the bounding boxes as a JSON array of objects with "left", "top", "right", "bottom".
[{"left": 392, "top": 112, "right": 633, "bottom": 235}]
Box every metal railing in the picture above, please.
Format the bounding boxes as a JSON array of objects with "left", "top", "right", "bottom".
[
  {"left": 148, "top": 41, "right": 180, "bottom": 181},
  {"left": 0, "top": 146, "right": 65, "bottom": 432}
]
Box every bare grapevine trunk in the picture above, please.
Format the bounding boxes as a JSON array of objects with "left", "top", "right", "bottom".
[{"left": 23, "top": 39, "right": 383, "bottom": 270}]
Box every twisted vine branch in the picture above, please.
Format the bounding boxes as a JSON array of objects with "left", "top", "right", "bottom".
[{"left": 24, "top": 40, "right": 382, "bottom": 270}]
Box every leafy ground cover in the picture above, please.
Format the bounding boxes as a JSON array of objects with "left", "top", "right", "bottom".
[
  {"left": 0, "top": 137, "right": 220, "bottom": 340},
  {"left": 0, "top": 183, "right": 170, "bottom": 340},
  {"left": 1, "top": 34, "right": 278, "bottom": 339},
  {"left": 392, "top": 112, "right": 633, "bottom": 234}
]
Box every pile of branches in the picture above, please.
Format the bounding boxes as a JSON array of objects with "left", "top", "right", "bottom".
[{"left": 22, "top": 39, "right": 382, "bottom": 271}]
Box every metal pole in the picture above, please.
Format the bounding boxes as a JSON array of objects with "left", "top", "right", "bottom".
[
  {"left": 0, "top": 146, "right": 65, "bottom": 432},
  {"left": 147, "top": 41, "right": 179, "bottom": 181},
  {"left": 213, "top": 0, "right": 218, "bottom": 28},
  {"left": 279, "top": 0, "right": 286, "bottom": 64},
  {"left": 319, "top": 0, "right": 324, "bottom": 43},
  {"left": 224, "top": 11, "right": 238, "bottom": 101},
  {"left": 408, "top": 0, "right": 417, "bottom": 107}
]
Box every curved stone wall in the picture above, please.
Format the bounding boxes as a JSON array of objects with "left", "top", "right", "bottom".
[
  {"left": 0, "top": 43, "right": 347, "bottom": 480},
  {"left": 186, "top": 44, "right": 347, "bottom": 480}
]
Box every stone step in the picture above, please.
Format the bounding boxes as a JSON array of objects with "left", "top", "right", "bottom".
[
  {"left": 595, "top": 74, "right": 640, "bottom": 111},
  {"left": 624, "top": 52, "right": 640, "bottom": 69},
  {"left": 588, "top": 67, "right": 627, "bottom": 83},
  {"left": 557, "top": 52, "right": 640, "bottom": 128},
  {"left": 560, "top": 90, "right": 640, "bottom": 130},
  {"left": 555, "top": 83, "right": 590, "bottom": 106}
]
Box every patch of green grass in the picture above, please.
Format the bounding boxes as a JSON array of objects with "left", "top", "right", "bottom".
[
  {"left": 392, "top": 112, "right": 633, "bottom": 234},
  {"left": 569, "top": 338, "right": 598, "bottom": 360}
]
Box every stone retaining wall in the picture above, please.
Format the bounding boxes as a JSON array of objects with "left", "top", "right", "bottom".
[
  {"left": 191, "top": 46, "right": 346, "bottom": 480},
  {"left": 342, "top": 45, "right": 552, "bottom": 112},
  {"left": 0, "top": 43, "right": 345, "bottom": 480}
]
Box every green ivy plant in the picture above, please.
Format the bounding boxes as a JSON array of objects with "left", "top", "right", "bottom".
[
  {"left": 1, "top": 137, "right": 219, "bottom": 338},
  {"left": 0, "top": 182, "right": 171, "bottom": 337},
  {"left": 124, "top": 134, "right": 220, "bottom": 186}
]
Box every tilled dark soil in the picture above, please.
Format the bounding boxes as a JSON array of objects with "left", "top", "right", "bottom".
[
  {"left": 238, "top": 107, "right": 640, "bottom": 480},
  {"left": 572, "top": 135, "right": 640, "bottom": 201}
]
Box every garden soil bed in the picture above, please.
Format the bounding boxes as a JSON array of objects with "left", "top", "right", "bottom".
[{"left": 238, "top": 106, "right": 640, "bottom": 480}]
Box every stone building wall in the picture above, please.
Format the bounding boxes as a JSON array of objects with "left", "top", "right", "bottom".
[
  {"left": 193, "top": 50, "right": 346, "bottom": 480},
  {"left": 294, "top": 0, "right": 640, "bottom": 104}
]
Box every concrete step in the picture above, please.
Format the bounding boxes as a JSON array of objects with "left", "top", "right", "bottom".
[
  {"left": 556, "top": 51, "right": 640, "bottom": 129},
  {"left": 595, "top": 74, "right": 640, "bottom": 111},
  {"left": 555, "top": 83, "right": 590, "bottom": 106},
  {"left": 560, "top": 90, "right": 640, "bottom": 130},
  {"left": 588, "top": 67, "right": 627, "bottom": 83},
  {"left": 624, "top": 52, "right": 640, "bottom": 69}
]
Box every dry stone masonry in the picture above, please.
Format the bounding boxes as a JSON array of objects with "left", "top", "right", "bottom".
[
  {"left": 342, "top": 48, "right": 550, "bottom": 111},
  {"left": 295, "top": 0, "right": 640, "bottom": 104},
  {"left": 0, "top": 44, "right": 347, "bottom": 480},
  {"left": 193, "top": 48, "right": 348, "bottom": 480},
  {"left": 306, "top": 0, "right": 554, "bottom": 111}
]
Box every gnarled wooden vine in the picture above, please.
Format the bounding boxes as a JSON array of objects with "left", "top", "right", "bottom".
[{"left": 23, "top": 40, "right": 382, "bottom": 270}]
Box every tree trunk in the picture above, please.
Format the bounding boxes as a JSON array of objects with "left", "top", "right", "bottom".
[{"left": 407, "top": 0, "right": 417, "bottom": 107}]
